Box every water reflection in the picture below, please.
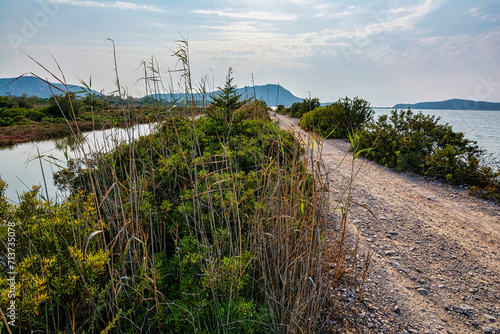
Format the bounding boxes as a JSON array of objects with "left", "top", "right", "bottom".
[
  {"left": 0, "top": 123, "right": 154, "bottom": 203},
  {"left": 53, "top": 133, "right": 84, "bottom": 152}
]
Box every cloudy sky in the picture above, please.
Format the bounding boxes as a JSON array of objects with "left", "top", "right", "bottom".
[{"left": 1, "top": 0, "right": 499, "bottom": 106}]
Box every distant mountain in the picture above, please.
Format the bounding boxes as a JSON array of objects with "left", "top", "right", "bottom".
[
  {"left": 238, "top": 84, "right": 303, "bottom": 107},
  {"left": 0, "top": 76, "right": 97, "bottom": 98},
  {"left": 1, "top": 77, "right": 303, "bottom": 107},
  {"left": 393, "top": 99, "right": 500, "bottom": 111},
  {"left": 146, "top": 84, "right": 303, "bottom": 107}
]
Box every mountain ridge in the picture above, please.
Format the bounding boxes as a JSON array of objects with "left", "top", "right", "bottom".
[
  {"left": 0, "top": 76, "right": 98, "bottom": 98},
  {"left": 0, "top": 76, "right": 304, "bottom": 106},
  {"left": 393, "top": 98, "right": 500, "bottom": 111}
]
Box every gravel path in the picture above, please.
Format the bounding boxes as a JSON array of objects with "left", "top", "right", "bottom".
[{"left": 272, "top": 112, "right": 500, "bottom": 334}]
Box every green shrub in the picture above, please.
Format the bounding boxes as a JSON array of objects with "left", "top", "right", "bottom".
[
  {"left": 288, "top": 97, "right": 320, "bottom": 119},
  {"left": 0, "top": 186, "right": 109, "bottom": 332},
  {"left": 44, "top": 92, "right": 84, "bottom": 119},
  {"left": 0, "top": 107, "right": 30, "bottom": 126},
  {"left": 300, "top": 96, "right": 373, "bottom": 139},
  {"left": 0, "top": 96, "right": 14, "bottom": 108},
  {"left": 358, "top": 109, "right": 500, "bottom": 201}
]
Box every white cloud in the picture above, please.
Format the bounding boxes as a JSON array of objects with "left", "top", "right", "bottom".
[
  {"left": 468, "top": 6, "right": 498, "bottom": 22},
  {"left": 204, "top": 21, "right": 276, "bottom": 34},
  {"left": 191, "top": 9, "right": 296, "bottom": 21},
  {"left": 363, "top": 0, "right": 443, "bottom": 35},
  {"left": 46, "top": 0, "right": 168, "bottom": 13}
]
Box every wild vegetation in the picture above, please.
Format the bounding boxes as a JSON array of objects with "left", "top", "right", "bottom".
[
  {"left": 292, "top": 95, "right": 499, "bottom": 202},
  {"left": 0, "top": 40, "right": 369, "bottom": 333},
  {"left": 277, "top": 97, "right": 320, "bottom": 119},
  {"left": 0, "top": 90, "right": 151, "bottom": 147},
  {"left": 357, "top": 109, "right": 500, "bottom": 202},
  {"left": 299, "top": 97, "right": 373, "bottom": 139}
]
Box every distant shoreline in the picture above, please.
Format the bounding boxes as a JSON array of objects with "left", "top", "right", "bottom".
[{"left": 392, "top": 98, "right": 500, "bottom": 111}]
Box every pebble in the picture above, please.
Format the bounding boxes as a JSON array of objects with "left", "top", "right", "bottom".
[
  {"left": 417, "top": 288, "right": 428, "bottom": 295},
  {"left": 484, "top": 314, "right": 497, "bottom": 323},
  {"left": 482, "top": 326, "right": 496, "bottom": 333},
  {"left": 385, "top": 250, "right": 396, "bottom": 256},
  {"left": 428, "top": 196, "right": 437, "bottom": 201},
  {"left": 453, "top": 304, "right": 474, "bottom": 317}
]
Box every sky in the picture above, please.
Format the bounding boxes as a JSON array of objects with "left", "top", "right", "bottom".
[{"left": 0, "top": 0, "right": 499, "bottom": 106}]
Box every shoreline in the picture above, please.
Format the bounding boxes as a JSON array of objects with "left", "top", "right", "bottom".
[{"left": 0, "top": 119, "right": 149, "bottom": 149}]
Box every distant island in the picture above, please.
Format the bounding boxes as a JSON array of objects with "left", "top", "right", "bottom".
[
  {"left": 1, "top": 76, "right": 304, "bottom": 107},
  {"left": 393, "top": 98, "right": 500, "bottom": 111}
]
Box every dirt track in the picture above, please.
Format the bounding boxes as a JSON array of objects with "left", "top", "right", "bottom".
[{"left": 272, "top": 112, "right": 500, "bottom": 334}]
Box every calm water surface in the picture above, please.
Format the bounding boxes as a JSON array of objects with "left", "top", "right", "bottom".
[{"left": 0, "top": 123, "right": 155, "bottom": 203}]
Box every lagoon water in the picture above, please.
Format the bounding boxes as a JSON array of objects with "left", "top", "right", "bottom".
[
  {"left": 1, "top": 109, "right": 499, "bottom": 202},
  {"left": 0, "top": 123, "right": 155, "bottom": 203}
]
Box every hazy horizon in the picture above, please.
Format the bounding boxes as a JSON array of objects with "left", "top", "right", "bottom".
[{"left": 1, "top": 0, "right": 500, "bottom": 107}]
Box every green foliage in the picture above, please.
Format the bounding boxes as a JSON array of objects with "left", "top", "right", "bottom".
[
  {"left": 300, "top": 96, "right": 373, "bottom": 139},
  {"left": 208, "top": 67, "right": 251, "bottom": 125},
  {"left": 82, "top": 94, "right": 110, "bottom": 112},
  {"left": 358, "top": 109, "right": 500, "bottom": 201},
  {"left": 6, "top": 47, "right": 327, "bottom": 332},
  {"left": 287, "top": 97, "right": 320, "bottom": 119},
  {"left": 0, "top": 107, "right": 47, "bottom": 126},
  {"left": 0, "top": 96, "right": 15, "bottom": 108},
  {"left": 44, "top": 92, "right": 85, "bottom": 119},
  {"left": 11, "top": 94, "right": 34, "bottom": 109},
  {"left": 0, "top": 92, "right": 90, "bottom": 126},
  {"left": 0, "top": 187, "right": 109, "bottom": 332},
  {"left": 0, "top": 94, "right": 43, "bottom": 109}
]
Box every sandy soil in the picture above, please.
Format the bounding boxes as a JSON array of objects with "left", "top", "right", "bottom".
[{"left": 272, "top": 112, "right": 500, "bottom": 334}]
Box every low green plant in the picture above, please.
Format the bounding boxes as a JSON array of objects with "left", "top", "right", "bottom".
[
  {"left": 358, "top": 108, "right": 500, "bottom": 201},
  {"left": 300, "top": 96, "right": 373, "bottom": 139},
  {"left": 286, "top": 97, "right": 320, "bottom": 119},
  {"left": 0, "top": 185, "right": 109, "bottom": 332}
]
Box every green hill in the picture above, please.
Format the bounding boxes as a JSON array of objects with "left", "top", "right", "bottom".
[{"left": 393, "top": 98, "right": 500, "bottom": 111}]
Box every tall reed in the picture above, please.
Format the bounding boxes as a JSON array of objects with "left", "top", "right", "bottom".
[{"left": 0, "top": 38, "right": 367, "bottom": 333}]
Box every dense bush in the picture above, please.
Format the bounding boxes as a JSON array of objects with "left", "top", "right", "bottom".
[
  {"left": 300, "top": 96, "right": 374, "bottom": 139},
  {"left": 0, "top": 107, "right": 46, "bottom": 126},
  {"left": 0, "top": 182, "right": 109, "bottom": 332},
  {"left": 0, "top": 96, "right": 14, "bottom": 108},
  {"left": 287, "top": 97, "right": 320, "bottom": 118},
  {"left": 358, "top": 109, "right": 500, "bottom": 201},
  {"left": 0, "top": 94, "right": 44, "bottom": 109},
  {"left": 44, "top": 92, "right": 85, "bottom": 119}
]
